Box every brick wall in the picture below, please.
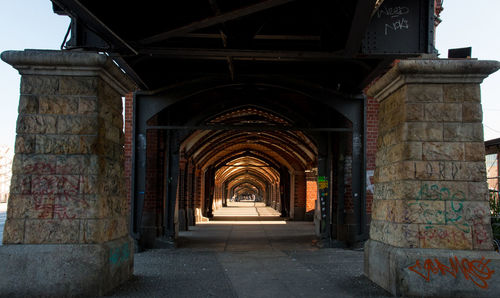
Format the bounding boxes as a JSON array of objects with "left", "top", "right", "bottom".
[
  {"left": 366, "top": 96, "right": 379, "bottom": 214},
  {"left": 124, "top": 93, "right": 133, "bottom": 208}
]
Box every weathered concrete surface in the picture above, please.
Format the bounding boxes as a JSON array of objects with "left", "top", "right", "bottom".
[
  {"left": 365, "top": 240, "right": 500, "bottom": 297},
  {"left": 0, "top": 49, "right": 137, "bottom": 296},
  {"left": 366, "top": 58, "right": 500, "bottom": 297},
  {"left": 0, "top": 236, "right": 134, "bottom": 297},
  {"left": 109, "top": 221, "right": 390, "bottom": 298}
]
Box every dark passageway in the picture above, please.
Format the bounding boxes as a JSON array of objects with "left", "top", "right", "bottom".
[{"left": 132, "top": 82, "right": 366, "bottom": 250}]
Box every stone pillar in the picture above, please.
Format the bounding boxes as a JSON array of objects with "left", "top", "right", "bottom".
[
  {"left": 0, "top": 50, "right": 137, "bottom": 296},
  {"left": 364, "top": 59, "right": 500, "bottom": 297}
]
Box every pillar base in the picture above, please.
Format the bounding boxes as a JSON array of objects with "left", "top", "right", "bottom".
[
  {"left": 364, "top": 240, "right": 500, "bottom": 297},
  {"left": 0, "top": 236, "right": 133, "bottom": 297}
]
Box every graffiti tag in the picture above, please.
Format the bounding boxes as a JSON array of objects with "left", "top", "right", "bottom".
[{"left": 409, "top": 257, "right": 495, "bottom": 289}]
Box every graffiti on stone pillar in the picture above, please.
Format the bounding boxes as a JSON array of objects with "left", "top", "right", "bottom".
[
  {"left": 411, "top": 183, "right": 493, "bottom": 249},
  {"left": 109, "top": 243, "right": 130, "bottom": 266},
  {"left": 413, "top": 161, "right": 464, "bottom": 180},
  {"left": 20, "top": 161, "right": 88, "bottom": 219},
  {"left": 411, "top": 183, "right": 469, "bottom": 232},
  {"left": 408, "top": 257, "right": 494, "bottom": 289}
]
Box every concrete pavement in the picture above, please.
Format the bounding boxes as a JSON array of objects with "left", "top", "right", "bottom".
[
  {"left": 0, "top": 202, "right": 390, "bottom": 297},
  {"left": 109, "top": 203, "right": 390, "bottom": 297}
]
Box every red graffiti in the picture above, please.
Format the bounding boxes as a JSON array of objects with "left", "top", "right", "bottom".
[
  {"left": 29, "top": 167, "right": 85, "bottom": 219},
  {"left": 418, "top": 227, "right": 468, "bottom": 244},
  {"left": 34, "top": 202, "right": 76, "bottom": 219},
  {"left": 409, "top": 257, "right": 495, "bottom": 289},
  {"left": 24, "top": 162, "right": 56, "bottom": 174}
]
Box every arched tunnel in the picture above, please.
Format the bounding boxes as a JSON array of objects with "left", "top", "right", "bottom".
[{"left": 131, "top": 78, "right": 366, "bottom": 249}]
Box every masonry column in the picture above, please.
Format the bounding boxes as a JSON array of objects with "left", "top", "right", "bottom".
[
  {"left": 0, "top": 50, "right": 137, "bottom": 296},
  {"left": 365, "top": 59, "right": 500, "bottom": 297}
]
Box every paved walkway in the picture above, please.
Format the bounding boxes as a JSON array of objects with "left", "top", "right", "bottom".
[
  {"left": 109, "top": 203, "right": 390, "bottom": 297},
  {"left": 0, "top": 203, "right": 6, "bottom": 245},
  {"left": 212, "top": 202, "right": 282, "bottom": 221}
]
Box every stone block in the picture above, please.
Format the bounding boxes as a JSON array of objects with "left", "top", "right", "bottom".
[
  {"left": 57, "top": 115, "right": 98, "bottom": 135},
  {"left": 459, "top": 201, "right": 491, "bottom": 225},
  {"left": 21, "top": 76, "right": 59, "bottom": 95},
  {"left": 35, "top": 135, "right": 81, "bottom": 154},
  {"left": 375, "top": 142, "right": 422, "bottom": 166},
  {"left": 56, "top": 155, "right": 98, "bottom": 175},
  {"left": 371, "top": 200, "right": 389, "bottom": 221},
  {"left": 377, "top": 125, "right": 405, "bottom": 149},
  {"left": 16, "top": 115, "right": 57, "bottom": 134},
  {"left": 444, "top": 122, "right": 484, "bottom": 142},
  {"left": 472, "top": 223, "right": 494, "bottom": 250},
  {"left": 422, "top": 142, "right": 464, "bottom": 161},
  {"left": 31, "top": 175, "right": 59, "bottom": 195},
  {"left": 39, "top": 95, "right": 79, "bottom": 115},
  {"left": 462, "top": 161, "right": 487, "bottom": 182},
  {"left": 444, "top": 84, "right": 481, "bottom": 102},
  {"left": 18, "top": 95, "right": 39, "bottom": 114},
  {"left": 465, "top": 142, "right": 486, "bottom": 162},
  {"left": 24, "top": 219, "right": 80, "bottom": 244},
  {"left": 468, "top": 181, "right": 489, "bottom": 201},
  {"left": 424, "top": 103, "right": 462, "bottom": 121},
  {"left": 2, "top": 219, "right": 25, "bottom": 244},
  {"left": 8, "top": 194, "right": 55, "bottom": 220},
  {"left": 55, "top": 194, "right": 100, "bottom": 219},
  {"left": 22, "top": 154, "right": 57, "bottom": 174},
  {"left": 80, "top": 217, "right": 128, "bottom": 243},
  {"left": 403, "top": 122, "right": 443, "bottom": 142},
  {"left": 98, "top": 80, "right": 122, "bottom": 106},
  {"left": 10, "top": 154, "right": 23, "bottom": 175},
  {"left": 59, "top": 77, "right": 98, "bottom": 96},
  {"left": 80, "top": 175, "right": 98, "bottom": 195},
  {"left": 418, "top": 224, "right": 472, "bottom": 249},
  {"left": 462, "top": 102, "right": 483, "bottom": 122},
  {"left": 79, "top": 135, "right": 99, "bottom": 154},
  {"left": 112, "top": 112, "right": 124, "bottom": 130},
  {"left": 417, "top": 181, "right": 468, "bottom": 201},
  {"left": 370, "top": 220, "right": 419, "bottom": 248},
  {"left": 14, "top": 134, "right": 36, "bottom": 154},
  {"left": 403, "top": 200, "right": 445, "bottom": 225},
  {"left": 374, "top": 163, "right": 402, "bottom": 183},
  {"left": 78, "top": 97, "right": 98, "bottom": 114},
  {"left": 374, "top": 180, "right": 422, "bottom": 201},
  {"left": 405, "top": 103, "right": 424, "bottom": 121},
  {"left": 9, "top": 174, "right": 31, "bottom": 195},
  {"left": 372, "top": 200, "right": 443, "bottom": 224},
  {"left": 106, "top": 126, "right": 121, "bottom": 144},
  {"left": 406, "top": 84, "right": 443, "bottom": 103},
  {"left": 378, "top": 96, "right": 405, "bottom": 132},
  {"left": 405, "top": 161, "right": 485, "bottom": 181},
  {"left": 98, "top": 102, "right": 117, "bottom": 121}
]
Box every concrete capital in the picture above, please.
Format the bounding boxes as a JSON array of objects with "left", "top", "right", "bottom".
[
  {"left": 1, "top": 49, "right": 138, "bottom": 94},
  {"left": 367, "top": 59, "right": 500, "bottom": 101}
]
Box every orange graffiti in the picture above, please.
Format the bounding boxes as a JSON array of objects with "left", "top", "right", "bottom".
[{"left": 409, "top": 257, "right": 495, "bottom": 289}]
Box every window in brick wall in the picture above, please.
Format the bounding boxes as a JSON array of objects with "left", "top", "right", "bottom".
[{"left": 486, "top": 153, "right": 498, "bottom": 191}]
